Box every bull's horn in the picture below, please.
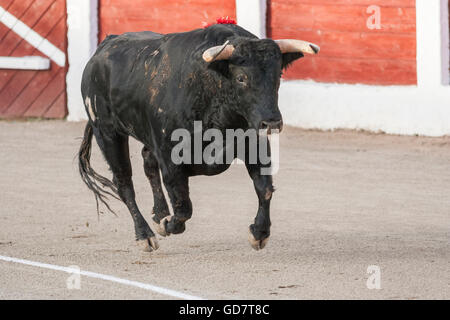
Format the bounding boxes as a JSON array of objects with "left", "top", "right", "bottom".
[
  {"left": 202, "top": 40, "right": 235, "bottom": 62},
  {"left": 275, "top": 39, "right": 320, "bottom": 55}
]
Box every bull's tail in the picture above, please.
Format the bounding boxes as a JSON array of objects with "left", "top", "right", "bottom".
[{"left": 78, "top": 122, "right": 120, "bottom": 215}]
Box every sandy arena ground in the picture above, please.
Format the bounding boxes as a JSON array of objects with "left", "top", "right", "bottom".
[{"left": 0, "top": 120, "right": 449, "bottom": 299}]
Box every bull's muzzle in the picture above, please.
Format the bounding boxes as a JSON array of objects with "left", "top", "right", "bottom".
[{"left": 259, "top": 119, "right": 283, "bottom": 134}]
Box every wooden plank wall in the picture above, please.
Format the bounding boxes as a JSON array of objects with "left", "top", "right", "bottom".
[
  {"left": 99, "top": 0, "right": 236, "bottom": 42},
  {"left": 0, "top": 0, "right": 67, "bottom": 119},
  {"left": 268, "top": 0, "right": 417, "bottom": 85}
]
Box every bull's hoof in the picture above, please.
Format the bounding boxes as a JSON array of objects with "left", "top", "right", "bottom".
[
  {"left": 154, "top": 216, "right": 172, "bottom": 237},
  {"left": 137, "top": 236, "right": 159, "bottom": 252},
  {"left": 154, "top": 215, "right": 186, "bottom": 236},
  {"left": 151, "top": 209, "right": 170, "bottom": 225},
  {"left": 248, "top": 228, "right": 270, "bottom": 251}
]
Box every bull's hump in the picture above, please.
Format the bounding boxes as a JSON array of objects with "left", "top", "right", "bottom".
[{"left": 121, "top": 31, "right": 164, "bottom": 41}]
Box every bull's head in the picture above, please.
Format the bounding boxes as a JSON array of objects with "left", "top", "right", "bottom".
[{"left": 202, "top": 38, "right": 319, "bottom": 133}]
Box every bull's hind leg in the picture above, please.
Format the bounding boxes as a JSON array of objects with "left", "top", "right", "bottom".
[
  {"left": 141, "top": 147, "right": 170, "bottom": 227},
  {"left": 94, "top": 128, "right": 158, "bottom": 252}
]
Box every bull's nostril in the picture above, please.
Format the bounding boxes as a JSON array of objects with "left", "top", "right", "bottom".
[
  {"left": 260, "top": 121, "right": 269, "bottom": 129},
  {"left": 278, "top": 119, "right": 283, "bottom": 132},
  {"left": 259, "top": 120, "right": 283, "bottom": 133}
]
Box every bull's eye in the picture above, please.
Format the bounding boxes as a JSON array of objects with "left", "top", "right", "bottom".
[{"left": 236, "top": 74, "right": 246, "bottom": 84}]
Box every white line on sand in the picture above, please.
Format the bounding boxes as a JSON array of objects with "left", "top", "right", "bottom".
[{"left": 0, "top": 255, "right": 204, "bottom": 300}]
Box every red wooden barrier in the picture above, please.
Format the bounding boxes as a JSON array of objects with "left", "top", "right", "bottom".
[
  {"left": 99, "top": 0, "right": 236, "bottom": 42},
  {"left": 268, "top": 0, "right": 417, "bottom": 85},
  {"left": 0, "top": 0, "right": 67, "bottom": 119}
]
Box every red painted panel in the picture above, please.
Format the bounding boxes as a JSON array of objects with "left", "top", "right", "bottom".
[
  {"left": 18, "top": 0, "right": 56, "bottom": 31},
  {"left": 5, "top": 62, "right": 60, "bottom": 116},
  {"left": 0, "top": 24, "right": 10, "bottom": 40},
  {"left": 0, "top": 0, "right": 61, "bottom": 93},
  {"left": 0, "top": 0, "right": 18, "bottom": 40},
  {"left": 268, "top": 0, "right": 417, "bottom": 85},
  {"left": 43, "top": 91, "right": 66, "bottom": 118},
  {"left": 0, "top": 0, "right": 56, "bottom": 78},
  {"left": 0, "top": 0, "right": 34, "bottom": 48},
  {"left": 0, "top": 0, "right": 67, "bottom": 119},
  {"left": 31, "top": 0, "right": 65, "bottom": 39},
  {"left": 278, "top": 0, "right": 415, "bottom": 7},
  {"left": 269, "top": 3, "right": 416, "bottom": 34},
  {"left": 271, "top": 28, "right": 416, "bottom": 60},
  {"left": 0, "top": 40, "right": 38, "bottom": 93},
  {"left": 99, "top": 0, "right": 236, "bottom": 41},
  {"left": 0, "top": 0, "right": 15, "bottom": 8},
  {"left": 0, "top": 3, "right": 66, "bottom": 109},
  {"left": 44, "top": 15, "right": 66, "bottom": 53},
  {"left": 24, "top": 68, "right": 65, "bottom": 117},
  {"left": 283, "top": 56, "right": 416, "bottom": 85},
  {"left": 0, "top": 70, "right": 36, "bottom": 111},
  {"left": 1, "top": 0, "right": 34, "bottom": 18}
]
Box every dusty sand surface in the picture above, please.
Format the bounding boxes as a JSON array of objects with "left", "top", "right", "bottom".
[{"left": 0, "top": 120, "right": 449, "bottom": 299}]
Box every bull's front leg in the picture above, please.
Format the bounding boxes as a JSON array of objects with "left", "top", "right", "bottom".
[
  {"left": 155, "top": 165, "right": 192, "bottom": 237},
  {"left": 246, "top": 161, "right": 274, "bottom": 250}
]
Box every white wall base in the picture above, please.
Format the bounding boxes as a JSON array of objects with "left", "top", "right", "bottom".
[{"left": 279, "top": 81, "right": 450, "bottom": 137}]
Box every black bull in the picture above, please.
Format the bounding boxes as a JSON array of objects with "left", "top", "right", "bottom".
[{"left": 78, "top": 23, "right": 319, "bottom": 251}]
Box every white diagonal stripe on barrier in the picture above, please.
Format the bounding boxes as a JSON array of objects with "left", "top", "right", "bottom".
[{"left": 0, "top": 5, "right": 66, "bottom": 67}]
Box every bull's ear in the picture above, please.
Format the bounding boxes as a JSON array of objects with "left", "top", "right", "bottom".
[{"left": 282, "top": 52, "right": 304, "bottom": 70}]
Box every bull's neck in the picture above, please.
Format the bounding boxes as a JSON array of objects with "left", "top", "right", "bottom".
[{"left": 194, "top": 69, "right": 243, "bottom": 130}]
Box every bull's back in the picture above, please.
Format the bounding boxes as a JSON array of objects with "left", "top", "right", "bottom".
[
  {"left": 82, "top": 31, "right": 165, "bottom": 109},
  {"left": 83, "top": 31, "right": 165, "bottom": 90},
  {"left": 82, "top": 25, "right": 251, "bottom": 103}
]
